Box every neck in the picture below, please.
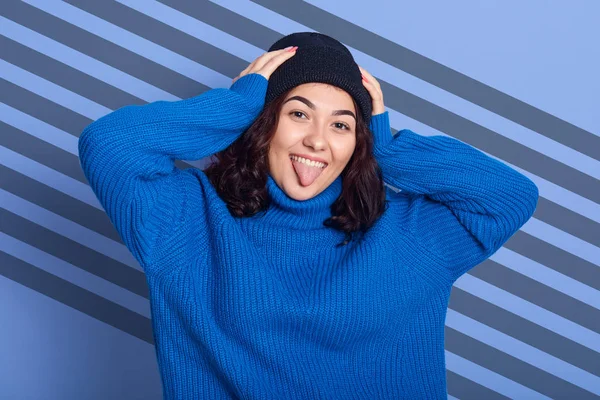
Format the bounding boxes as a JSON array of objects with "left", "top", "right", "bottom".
[{"left": 258, "top": 173, "right": 343, "bottom": 230}]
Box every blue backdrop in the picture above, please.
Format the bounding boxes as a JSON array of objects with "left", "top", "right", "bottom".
[{"left": 1, "top": 1, "right": 599, "bottom": 399}]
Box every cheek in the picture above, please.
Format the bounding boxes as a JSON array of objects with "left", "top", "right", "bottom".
[{"left": 332, "top": 138, "right": 356, "bottom": 164}]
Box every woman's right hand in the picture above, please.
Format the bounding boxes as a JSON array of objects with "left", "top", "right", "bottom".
[{"left": 231, "top": 46, "right": 298, "bottom": 85}]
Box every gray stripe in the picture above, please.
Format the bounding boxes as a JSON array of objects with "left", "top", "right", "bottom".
[
  {"left": 470, "top": 260, "right": 600, "bottom": 335},
  {"left": 1, "top": 0, "right": 206, "bottom": 101},
  {"left": 381, "top": 84, "right": 600, "bottom": 203},
  {"left": 0, "top": 154, "right": 118, "bottom": 242},
  {"left": 0, "top": 34, "right": 140, "bottom": 112},
  {"left": 445, "top": 327, "right": 597, "bottom": 399},
  {"left": 63, "top": 0, "right": 245, "bottom": 81},
  {"left": 0, "top": 199, "right": 147, "bottom": 299},
  {"left": 0, "top": 120, "right": 87, "bottom": 184},
  {"left": 536, "top": 196, "right": 600, "bottom": 248},
  {"left": 447, "top": 370, "right": 511, "bottom": 400},
  {"left": 248, "top": 0, "right": 600, "bottom": 160},
  {"left": 450, "top": 285, "right": 600, "bottom": 376},
  {"left": 0, "top": 78, "right": 90, "bottom": 136},
  {"left": 0, "top": 250, "right": 153, "bottom": 344},
  {"left": 506, "top": 231, "right": 600, "bottom": 292}
]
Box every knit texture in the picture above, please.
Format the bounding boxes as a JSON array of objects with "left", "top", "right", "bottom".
[{"left": 78, "top": 73, "right": 539, "bottom": 399}]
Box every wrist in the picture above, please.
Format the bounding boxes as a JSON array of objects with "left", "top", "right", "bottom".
[{"left": 229, "top": 73, "right": 269, "bottom": 114}]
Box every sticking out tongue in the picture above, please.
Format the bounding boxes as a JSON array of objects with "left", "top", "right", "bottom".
[{"left": 291, "top": 158, "right": 325, "bottom": 187}]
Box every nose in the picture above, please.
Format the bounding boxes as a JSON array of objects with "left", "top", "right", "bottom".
[{"left": 303, "top": 125, "right": 327, "bottom": 151}]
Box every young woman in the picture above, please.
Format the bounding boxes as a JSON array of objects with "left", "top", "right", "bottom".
[{"left": 78, "top": 32, "right": 539, "bottom": 399}]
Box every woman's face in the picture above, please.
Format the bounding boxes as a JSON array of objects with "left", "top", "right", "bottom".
[{"left": 268, "top": 83, "right": 357, "bottom": 200}]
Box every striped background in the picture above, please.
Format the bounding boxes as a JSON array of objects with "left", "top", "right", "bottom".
[{"left": 1, "top": 1, "right": 599, "bottom": 399}]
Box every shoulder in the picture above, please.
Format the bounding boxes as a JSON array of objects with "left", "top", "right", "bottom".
[{"left": 149, "top": 166, "right": 231, "bottom": 266}]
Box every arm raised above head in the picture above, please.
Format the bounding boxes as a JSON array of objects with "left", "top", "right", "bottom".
[
  {"left": 370, "top": 111, "right": 539, "bottom": 283},
  {"left": 77, "top": 73, "right": 268, "bottom": 272}
]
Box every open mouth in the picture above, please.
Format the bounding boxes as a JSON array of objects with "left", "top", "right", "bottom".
[
  {"left": 289, "top": 154, "right": 328, "bottom": 169},
  {"left": 289, "top": 155, "right": 328, "bottom": 187}
]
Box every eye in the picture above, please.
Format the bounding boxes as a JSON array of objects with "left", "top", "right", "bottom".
[
  {"left": 290, "top": 110, "right": 307, "bottom": 119},
  {"left": 334, "top": 122, "right": 351, "bottom": 131},
  {"left": 290, "top": 111, "right": 351, "bottom": 131}
]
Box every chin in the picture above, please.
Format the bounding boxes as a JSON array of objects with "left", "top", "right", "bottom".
[
  {"left": 284, "top": 176, "right": 325, "bottom": 200},
  {"left": 287, "top": 188, "right": 317, "bottom": 201}
]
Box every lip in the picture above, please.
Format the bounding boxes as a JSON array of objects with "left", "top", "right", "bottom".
[{"left": 289, "top": 153, "right": 329, "bottom": 165}]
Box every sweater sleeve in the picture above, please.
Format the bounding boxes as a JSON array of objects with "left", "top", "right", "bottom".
[
  {"left": 77, "top": 73, "right": 268, "bottom": 272},
  {"left": 370, "top": 111, "right": 539, "bottom": 283}
]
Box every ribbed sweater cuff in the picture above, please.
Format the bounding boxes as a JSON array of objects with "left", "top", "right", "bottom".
[
  {"left": 370, "top": 111, "right": 393, "bottom": 149},
  {"left": 229, "top": 73, "right": 269, "bottom": 114}
]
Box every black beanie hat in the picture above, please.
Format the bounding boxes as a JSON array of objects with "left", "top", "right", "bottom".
[{"left": 265, "top": 32, "right": 372, "bottom": 125}]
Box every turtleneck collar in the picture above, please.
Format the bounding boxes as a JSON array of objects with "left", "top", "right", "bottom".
[{"left": 259, "top": 173, "right": 343, "bottom": 230}]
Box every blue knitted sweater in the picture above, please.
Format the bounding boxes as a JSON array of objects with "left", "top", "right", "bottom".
[{"left": 78, "top": 73, "right": 539, "bottom": 399}]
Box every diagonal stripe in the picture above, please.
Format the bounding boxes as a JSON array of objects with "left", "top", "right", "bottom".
[
  {"left": 0, "top": 142, "right": 101, "bottom": 209},
  {"left": 446, "top": 310, "right": 600, "bottom": 395},
  {"left": 506, "top": 231, "right": 600, "bottom": 293},
  {"left": 0, "top": 15, "right": 175, "bottom": 103},
  {"left": 0, "top": 187, "right": 138, "bottom": 270},
  {"left": 0, "top": 103, "right": 79, "bottom": 156},
  {"left": 0, "top": 59, "right": 110, "bottom": 120},
  {"left": 450, "top": 286, "right": 600, "bottom": 376},
  {"left": 533, "top": 197, "right": 600, "bottom": 247},
  {"left": 521, "top": 219, "right": 600, "bottom": 266},
  {"left": 447, "top": 370, "right": 511, "bottom": 400},
  {"left": 0, "top": 251, "right": 154, "bottom": 344},
  {"left": 0, "top": 201, "right": 147, "bottom": 298},
  {"left": 468, "top": 259, "right": 600, "bottom": 337},
  {"left": 215, "top": 0, "right": 600, "bottom": 201},
  {"left": 120, "top": 0, "right": 263, "bottom": 62},
  {"left": 0, "top": 232, "right": 149, "bottom": 318},
  {"left": 0, "top": 34, "right": 143, "bottom": 112},
  {"left": 446, "top": 327, "right": 591, "bottom": 399},
  {"left": 491, "top": 247, "right": 600, "bottom": 310},
  {"left": 445, "top": 351, "right": 551, "bottom": 399},
  {"left": 454, "top": 273, "right": 600, "bottom": 352},
  {"left": 19, "top": 0, "right": 230, "bottom": 88}
]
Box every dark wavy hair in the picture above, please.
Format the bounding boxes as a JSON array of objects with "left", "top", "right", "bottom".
[{"left": 203, "top": 85, "right": 388, "bottom": 247}]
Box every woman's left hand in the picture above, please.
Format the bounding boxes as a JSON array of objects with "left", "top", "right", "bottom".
[{"left": 359, "top": 65, "right": 386, "bottom": 116}]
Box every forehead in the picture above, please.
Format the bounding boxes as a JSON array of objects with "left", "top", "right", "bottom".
[{"left": 285, "top": 83, "right": 354, "bottom": 107}]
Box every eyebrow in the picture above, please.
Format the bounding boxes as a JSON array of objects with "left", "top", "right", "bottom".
[{"left": 283, "top": 96, "right": 356, "bottom": 120}]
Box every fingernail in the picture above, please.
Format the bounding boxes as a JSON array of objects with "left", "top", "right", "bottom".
[
  {"left": 362, "top": 74, "right": 368, "bottom": 82},
  {"left": 284, "top": 46, "right": 293, "bottom": 51}
]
